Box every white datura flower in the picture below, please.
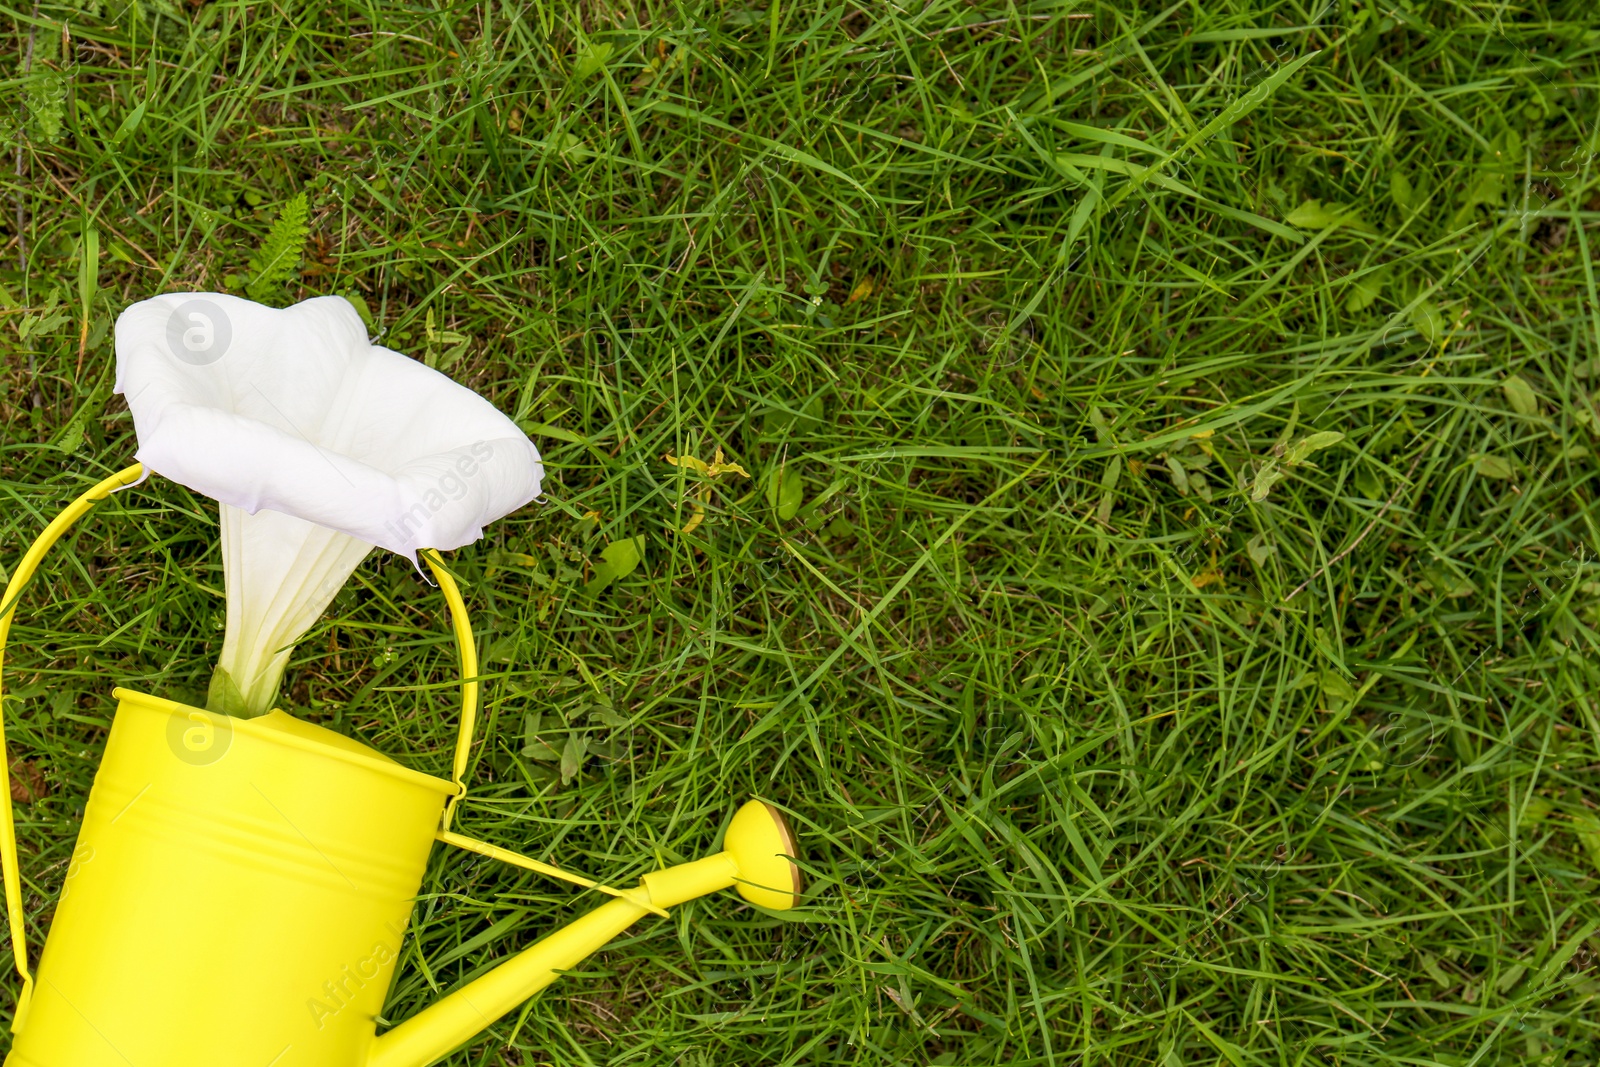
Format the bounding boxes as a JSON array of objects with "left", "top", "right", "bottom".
[{"left": 114, "top": 293, "right": 544, "bottom": 716}]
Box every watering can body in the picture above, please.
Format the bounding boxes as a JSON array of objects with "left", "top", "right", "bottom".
[{"left": 6, "top": 689, "right": 454, "bottom": 1067}]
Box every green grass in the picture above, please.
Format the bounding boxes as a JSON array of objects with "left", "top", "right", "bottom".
[{"left": 3, "top": 0, "right": 1600, "bottom": 1063}]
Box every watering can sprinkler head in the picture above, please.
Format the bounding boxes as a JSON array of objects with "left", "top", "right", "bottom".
[
  {"left": 631, "top": 800, "right": 803, "bottom": 914},
  {"left": 724, "top": 800, "right": 805, "bottom": 909}
]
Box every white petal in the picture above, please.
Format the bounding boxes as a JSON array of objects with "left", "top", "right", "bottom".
[
  {"left": 211, "top": 505, "right": 373, "bottom": 715},
  {"left": 114, "top": 293, "right": 544, "bottom": 559}
]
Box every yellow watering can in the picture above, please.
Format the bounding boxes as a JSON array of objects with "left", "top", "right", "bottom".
[{"left": 0, "top": 465, "right": 803, "bottom": 1067}]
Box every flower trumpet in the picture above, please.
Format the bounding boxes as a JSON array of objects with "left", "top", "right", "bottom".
[{"left": 114, "top": 293, "right": 543, "bottom": 715}]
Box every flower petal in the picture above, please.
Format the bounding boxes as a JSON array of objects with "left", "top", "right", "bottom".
[{"left": 114, "top": 293, "right": 544, "bottom": 558}]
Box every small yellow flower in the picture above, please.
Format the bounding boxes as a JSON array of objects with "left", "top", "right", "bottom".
[{"left": 664, "top": 448, "right": 749, "bottom": 534}]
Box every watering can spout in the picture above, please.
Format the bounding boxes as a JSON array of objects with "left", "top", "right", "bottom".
[{"left": 366, "top": 801, "right": 802, "bottom": 1067}]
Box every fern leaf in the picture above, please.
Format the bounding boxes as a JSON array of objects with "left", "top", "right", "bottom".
[{"left": 246, "top": 193, "right": 311, "bottom": 305}]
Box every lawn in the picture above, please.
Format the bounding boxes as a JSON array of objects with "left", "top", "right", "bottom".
[{"left": 3, "top": 1, "right": 1600, "bottom": 1064}]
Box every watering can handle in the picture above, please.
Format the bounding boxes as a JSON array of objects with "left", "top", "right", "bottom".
[
  {"left": 417, "top": 550, "right": 478, "bottom": 830},
  {"left": 0, "top": 465, "right": 146, "bottom": 1011},
  {"left": 0, "top": 463, "right": 487, "bottom": 1006}
]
